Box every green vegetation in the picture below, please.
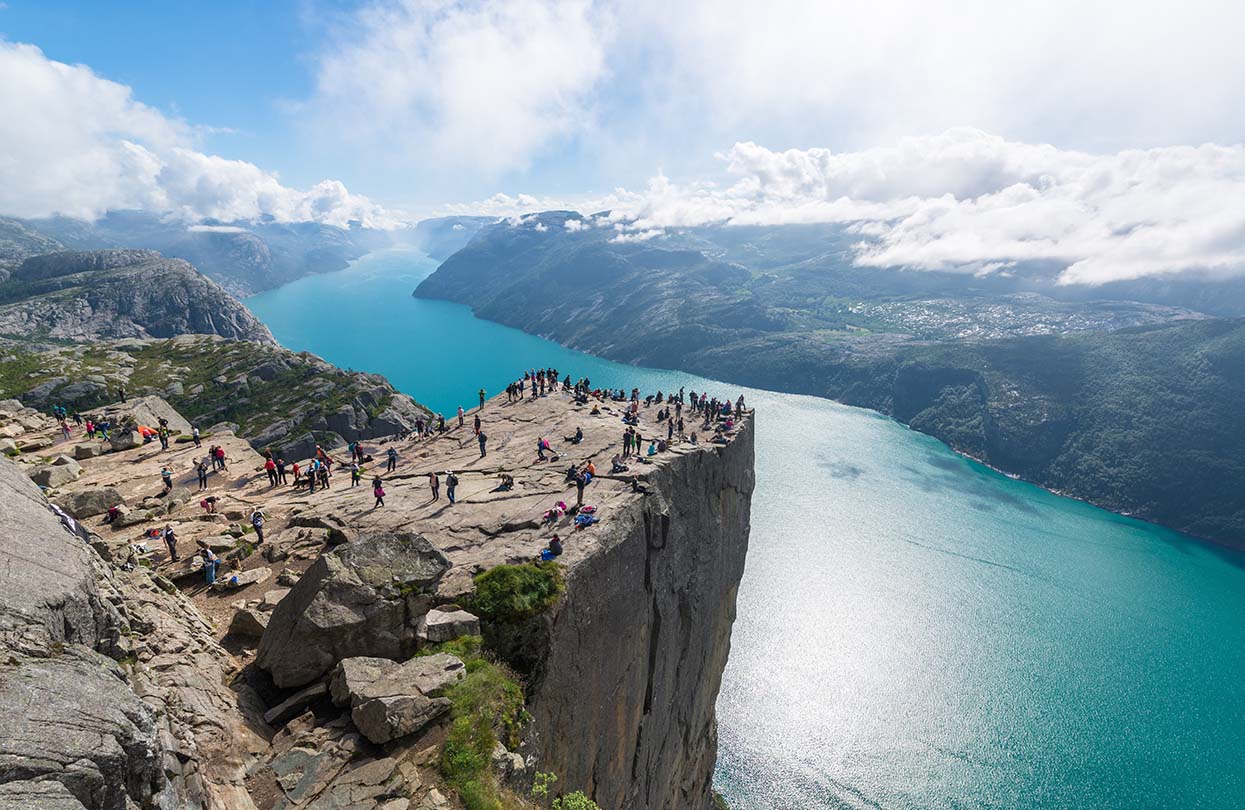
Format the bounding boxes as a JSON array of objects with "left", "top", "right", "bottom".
[
  {"left": 531, "top": 774, "right": 601, "bottom": 810},
  {"left": 427, "top": 636, "right": 529, "bottom": 810},
  {"left": 0, "top": 336, "right": 428, "bottom": 455},
  {"left": 470, "top": 562, "right": 564, "bottom": 623}
]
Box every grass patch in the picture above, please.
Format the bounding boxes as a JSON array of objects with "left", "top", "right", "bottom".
[
  {"left": 470, "top": 563, "right": 564, "bottom": 624},
  {"left": 424, "top": 635, "right": 529, "bottom": 810}
]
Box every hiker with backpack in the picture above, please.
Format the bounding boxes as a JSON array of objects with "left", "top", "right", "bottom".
[
  {"left": 446, "top": 471, "right": 459, "bottom": 504},
  {"left": 250, "top": 509, "right": 266, "bottom": 544}
]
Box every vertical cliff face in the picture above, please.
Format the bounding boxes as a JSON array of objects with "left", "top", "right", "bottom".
[{"left": 529, "top": 416, "right": 755, "bottom": 810}]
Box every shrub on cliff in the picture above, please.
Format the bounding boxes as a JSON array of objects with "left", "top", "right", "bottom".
[
  {"left": 431, "top": 636, "right": 528, "bottom": 810},
  {"left": 471, "top": 562, "right": 564, "bottom": 623}
]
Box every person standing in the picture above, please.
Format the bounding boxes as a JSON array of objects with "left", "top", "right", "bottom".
[
  {"left": 457, "top": 406, "right": 465, "bottom": 428},
  {"left": 196, "top": 459, "right": 209, "bottom": 491},
  {"left": 351, "top": 461, "right": 361, "bottom": 487},
  {"left": 276, "top": 458, "right": 288, "bottom": 484},
  {"left": 478, "top": 431, "right": 488, "bottom": 458},
  {"left": 575, "top": 471, "right": 587, "bottom": 507},
  {"left": 373, "top": 478, "right": 386, "bottom": 508},
  {"left": 446, "top": 471, "right": 458, "bottom": 504},
  {"left": 474, "top": 413, "right": 481, "bottom": 435},
  {"left": 250, "top": 509, "right": 266, "bottom": 544},
  {"left": 429, "top": 471, "right": 440, "bottom": 500},
  {"left": 163, "top": 524, "right": 178, "bottom": 561},
  {"left": 265, "top": 456, "right": 277, "bottom": 487},
  {"left": 191, "top": 426, "right": 201, "bottom": 447},
  {"left": 478, "top": 388, "right": 486, "bottom": 408},
  {"left": 160, "top": 466, "right": 174, "bottom": 494},
  {"left": 199, "top": 542, "right": 221, "bottom": 585},
  {"left": 386, "top": 447, "right": 398, "bottom": 473}
]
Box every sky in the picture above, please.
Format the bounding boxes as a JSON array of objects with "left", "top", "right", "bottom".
[{"left": 2, "top": 0, "right": 1245, "bottom": 283}]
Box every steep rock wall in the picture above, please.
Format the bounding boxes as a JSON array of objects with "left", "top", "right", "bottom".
[{"left": 529, "top": 416, "right": 755, "bottom": 810}]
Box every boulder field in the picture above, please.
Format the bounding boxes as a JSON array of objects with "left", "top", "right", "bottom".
[{"left": 0, "top": 384, "right": 754, "bottom": 809}]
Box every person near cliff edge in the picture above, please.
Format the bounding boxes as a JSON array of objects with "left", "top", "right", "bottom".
[
  {"left": 457, "top": 406, "right": 465, "bottom": 428},
  {"left": 478, "top": 388, "right": 486, "bottom": 408}
]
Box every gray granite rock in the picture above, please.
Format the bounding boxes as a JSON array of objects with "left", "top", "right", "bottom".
[{"left": 256, "top": 533, "right": 450, "bottom": 688}]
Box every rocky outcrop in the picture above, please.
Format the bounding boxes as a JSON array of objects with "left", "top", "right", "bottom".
[
  {"left": 3, "top": 336, "right": 433, "bottom": 461},
  {"left": 0, "top": 249, "right": 274, "bottom": 343},
  {"left": 527, "top": 416, "right": 755, "bottom": 810},
  {"left": 0, "top": 456, "right": 263, "bottom": 810},
  {"left": 256, "top": 532, "right": 451, "bottom": 688}
]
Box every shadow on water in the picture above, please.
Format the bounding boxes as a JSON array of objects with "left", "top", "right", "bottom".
[
  {"left": 901, "top": 452, "right": 1039, "bottom": 515},
  {"left": 819, "top": 459, "right": 866, "bottom": 480}
]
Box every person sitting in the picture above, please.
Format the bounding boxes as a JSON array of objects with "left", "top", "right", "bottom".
[
  {"left": 105, "top": 505, "right": 121, "bottom": 524},
  {"left": 495, "top": 472, "right": 514, "bottom": 492},
  {"left": 589, "top": 403, "right": 601, "bottom": 415},
  {"left": 566, "top": 427, "right": 584, "bottom": 444},
  {"left": 647, "top": 441, "right": 657, "bottom": 457},
  {"left": 564, "top": 464, "right": 579, "bottom": 483},
  {"left": 610, "top": 454, "right": 628, "bottom": 474},
  {"left": 540, "top": 534, "right": 564, "bottom": 561}
]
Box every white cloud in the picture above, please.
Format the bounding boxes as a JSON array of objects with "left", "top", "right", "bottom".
[
  {"left": 455, "top": 129, "right": 1245, "bottom": 285},
  {"left": 310, "top": 0, "right": 607, "bottom": 174},
  {"left": 0, "top": 42, "right": 395, "bottom": 227}
]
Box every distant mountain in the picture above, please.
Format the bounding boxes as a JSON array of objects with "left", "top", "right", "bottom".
[
  {"left": 416, "top": 212, "right": 1245, "bottom": 546},
  {"left": 0, "top": 248, "right": 274, "bottom": 343},
  {"left": 415, "top": 212, "right": 1202, "bottom": 365},
  {"left": 18, "top": 212, "right": 392, "bottom": 296},
  {"left": 0, "top": 217, "right": 64, "bottom": 280},
  {"left": 409, "top": 215, "right": 495, "bottom": 260}
]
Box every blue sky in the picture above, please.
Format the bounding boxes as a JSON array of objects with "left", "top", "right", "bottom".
[
  {"left": 1, "top": 2, "right": 327, "bottom": 184},
  {"left": 3, "top": 1, "right": 1245, "bottom": 284}
]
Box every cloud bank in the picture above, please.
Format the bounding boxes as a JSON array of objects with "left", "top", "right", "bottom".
[
  {"left": 456, "top": 130, "right": 1245, "bottom": 285},
  {"left": 0, "top": 42, "right": 393, "bottom": 227}
]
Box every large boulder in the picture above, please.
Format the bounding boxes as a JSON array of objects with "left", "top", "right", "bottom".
[
  {"left": 328, "top": 654, "right": 463, "bottom": 744},
  {"left": 417, "top": 607, "right": 480, "bottom": 644},
  {"left": 228, "top": 606, "right": 270, "bottom": 639},
  {"left": 95, "top": 396, "right": 191, "bottom": 435},
  {"left": 329, "top": 654, "right": 466, "bottom": 708},
  {"left": 108, "top": 431, "right": 142, "bottom": 452},
  {"left": 255, "top": 533, "right": 450, "bottom": 688},
  {"left": 72, "top": 443, "right": 100, "bottom": 460},
  {"left": 28, "top": 460, "right": 82, "bottom": 489},
  {"left": 56, "top": 487, "right": 125, "bottom": 520}
]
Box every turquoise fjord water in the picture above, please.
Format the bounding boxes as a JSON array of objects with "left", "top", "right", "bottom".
[{"left": 248, "top": 249, "right": 1245, "bottom": 810}]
